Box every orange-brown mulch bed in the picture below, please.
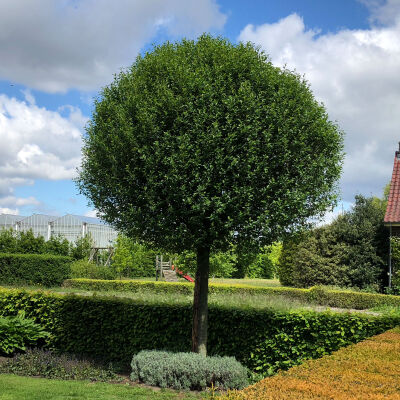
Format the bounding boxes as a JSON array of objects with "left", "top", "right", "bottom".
[{"left": 223, "top": 327, "right": 400, "bottom": 400}]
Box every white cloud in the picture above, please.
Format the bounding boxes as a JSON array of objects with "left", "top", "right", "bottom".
[
  {"left": 238, "top": 9, "right": 400, "bottom": 202},
  {"left": 360, "top": 0, "right": 400, "bottom": 25},
  {"left": 0, "top": 207, "right": 19, "bottom": 215},
  {"left": 0, "top": 196, "right": 40, "bottom": 207},
  {"left": 0, "top": 93, "right": 85, "bottom": 211},
  {"left": 0, "top": 0, "right": 226, "bottom": 93}
]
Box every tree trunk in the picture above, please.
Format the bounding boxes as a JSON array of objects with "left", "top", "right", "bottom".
[{"left": 192, "top": 246, "right": 210, "bottom": 355}]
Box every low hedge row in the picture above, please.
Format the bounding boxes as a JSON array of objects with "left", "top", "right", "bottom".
[
  {"left": 0, "top": 253, "right": 72, "bottom": 286},
  {"left": 63, "top": 278, "right": 400, "bottom": 309},
  {"left": 64, "top": 278, "right": 195, "bottom": 295},
  {"left": 0, "top": 287, "right": 399, "bottom": 376}
]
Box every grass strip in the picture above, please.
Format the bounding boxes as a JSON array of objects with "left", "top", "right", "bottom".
[{"left": 0, "top": 374, "right": 201, "bottom": 400}]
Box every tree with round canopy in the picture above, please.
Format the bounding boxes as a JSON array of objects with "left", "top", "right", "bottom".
[{"left": 77, "top": 35, "right": 344, "bottom": 355}]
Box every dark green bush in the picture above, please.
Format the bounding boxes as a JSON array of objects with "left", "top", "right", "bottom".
[
  {"left": 278, "top": 195, "right": 389, "bottom": 290},
  {"left": 0, "top": 348, "right": 120, "bottom": 382},
  {"left": 0, "top": 253, "right": 71, "bottom": 286},
  {"left": 44, "top": 236, "right": 70, "bottom": 256},
  {"left": 276, "top": 239, "right": 298, "bottom": 286},
  {"left": 0, "top": 229, "right": 18, "bottom": 253},
  {"left": 0, "top": 228, "right": 93, "bottom": 260},
  {"left": 131, "top": 350, "right": 248, "bottom": 390},
  {"left": 17, "top": 230, "right": 46, "bottom": 254},
  {"left": 70, "top": 235, "right": 93, "bottom": 261},
  {"left": 0, "top": 312, "right": 49, "bottom": 355},
  {"left": 0, "top": 287, "right": 399, "bottom": 376},
  {"left": 70, "top": 260, "right": 116, "bottom": 280}
]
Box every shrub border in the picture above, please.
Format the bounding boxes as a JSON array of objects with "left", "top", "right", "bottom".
[
  {"left": 63, "top": 278, "right": 400, "bottom": 309},
  {"left": 1, "top": 286, "right": 399, "bottom": 377}
]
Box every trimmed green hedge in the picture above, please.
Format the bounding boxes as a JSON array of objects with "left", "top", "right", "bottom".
[
  {"left": 306, "top": 286, "right": 400, "bottom": 309},
  {"left": 64, "top": 278, "right": 195, "bottom": 295},
  {"left": 63, "top": 278, "right": 400, "bottom": 309},
  {"left": 63, "top": 278, "right": 309, "bottom": 299},
  {"left": 0, "top": 287, "right": 399, "bottom": 376},
  {"left": 0, "top": 253, "right": 72, "bottom": 286}
]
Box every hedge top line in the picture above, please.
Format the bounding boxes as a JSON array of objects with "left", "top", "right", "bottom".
[
  {"left": 63, "top": 278, "right": 400, "bottom": 309},
  {"left": 0, "top": 252, "right": 72, "bottom": 260},
  {"left": 0, "top": 285, "right": 394, "bottom": 320}
]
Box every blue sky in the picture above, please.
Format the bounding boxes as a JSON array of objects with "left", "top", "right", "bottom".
[{"left": 0, "top": 0, "right": 399, "bottom": 222}]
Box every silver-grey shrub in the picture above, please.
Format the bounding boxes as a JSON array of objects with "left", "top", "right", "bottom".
[{"left": 130, "top": 350, "right": 249, "bottom": 390}]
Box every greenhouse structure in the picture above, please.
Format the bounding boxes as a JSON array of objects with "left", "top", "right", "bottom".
[{"left": 0, "top": 213, "right": 118, "bottom": 248}]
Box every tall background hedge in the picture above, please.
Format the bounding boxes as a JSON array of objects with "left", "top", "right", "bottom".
[{"left": 0, "top": 254, "right": 71, "bottom": 286}]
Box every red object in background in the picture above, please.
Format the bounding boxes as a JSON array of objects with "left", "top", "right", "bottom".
[{"left": 171, "top": 265, "right": 194, "bottom": 282}]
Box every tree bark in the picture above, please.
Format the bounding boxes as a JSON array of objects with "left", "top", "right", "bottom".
[{"left": 192, "top": 246, "right": 210, "bottom": 355}]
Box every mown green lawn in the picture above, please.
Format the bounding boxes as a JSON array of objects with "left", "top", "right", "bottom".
[{"left": 0, "top": 374, "right": 203, "bottom": 400}]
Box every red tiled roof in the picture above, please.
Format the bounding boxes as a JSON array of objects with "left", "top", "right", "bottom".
[{"left": 384, "top": 152, "right": 400, "bottom": 223}]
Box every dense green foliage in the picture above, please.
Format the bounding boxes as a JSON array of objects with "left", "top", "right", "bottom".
[
  {"left": 175, "top": 244, "right": 280, "bottom": 279},
  {"left": 236, "top": 246, "right": 278, "bottom": 279},
  {"left": 112, "top": 235, "right": 157, "bottom": 277},
  {"left": 70, "top": 260, "right": 116, "bottom": 280},
  {"left": 111, "top": 235, "right": 280, "bottom": 279},
  {"left": 0, "top": 229, "right": 68, "bottom": 256},
  {"left": 276, "top": 239, "right": 297, "bottom": 286},
  {"left": 69, "top": 235, "right": 93, "bottom": 261},
  {"left": 77, "top": 34, "right": 343, "bottom": 255},
  {"left": 176, "top": 249, "right": 237, "bottom": 278},
  {"left": 0, "top": 312, "right": 48, "bottom": 355},
  {"left": 278, "top": 195, "right": 389, "bottom": 290},
  {"left": 0, "top": 253, "right": 71, "bottom": 286},
  {"left": 0, "top": 348, "right": 120, "bottom": 382},
  {"left": 64, "top": 278, "right": 400, "bottom": 309},
  {"left": 131, "top": 350, "right": 248, "bottom": 390},
  {"left": 0, "top": 287, "right": 398, "bottom": 376},
  {"left": 0, "top": 228, "right": 92, "bottom": 260}
]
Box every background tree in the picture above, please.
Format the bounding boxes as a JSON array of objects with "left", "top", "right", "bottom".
[
  {"left": 77, "top": 35, "right": 344, "bottom": 355},
  {"left": 44, "top": 235, "right": 70, "bottom": 256},
  {"left": 176, "top": 248, "right": 237, "bottom": 278},
  {"left": 112, "top": 235, "right": 156, "bottom": 278},
  {"left": 69, "top": 235, "right": 93, "bottom": 261},
  {"left": 278, "top": 194, "right": 389, "bottom": 290}
]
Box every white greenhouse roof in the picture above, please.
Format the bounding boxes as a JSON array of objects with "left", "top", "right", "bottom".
[
  {"left": 52, "top": 214, "right": 108, "bottom": 226},
  {"left": 0, "top": 214, "right": 24, "bottom": 224},
  {"left": 19, "top": 214, "right": 56, "bottom": 224}
]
